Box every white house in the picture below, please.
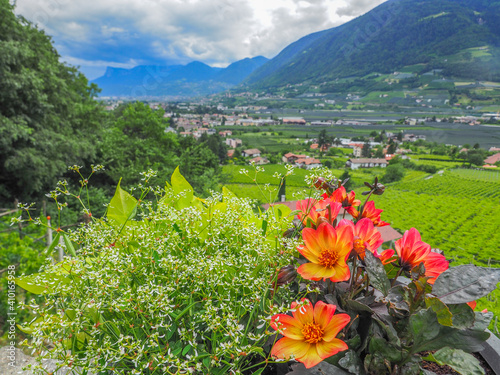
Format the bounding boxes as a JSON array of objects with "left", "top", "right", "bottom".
[
  {"left": 295, "top": 158, "right": 322, "bottom": 170},
  {"left": 242, "top": 148, "right": 261, "bottom": 158},
  {"left": 347, "top": 158, "right": 388, "bottom": 170}
]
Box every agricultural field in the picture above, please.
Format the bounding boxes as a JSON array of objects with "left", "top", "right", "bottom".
[
  {"left": 221, "top": 164, "right": 383, "bottom": 204},
  {"left": 369, "top": 168, "right": 500, "bottom": 329}
]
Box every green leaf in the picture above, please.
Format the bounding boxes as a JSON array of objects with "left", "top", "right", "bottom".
[
  {"left": 472, "top": 311, "right": 493, "bottom": 331},
  {"left": 339, "top": 350, "right": 366, "bottom": 375},
  {"left": 251, "top": 368, "right": 265, "bottom": 375},
  {"left": 43, "top": 231, "right": 61, "bottom": 255},
  {"left": 346, "top": 299, "right": 373, "bottom": 314},
  {"left": 202, "top": 356, "right": 211, "bottom": 369},
  {"left": 386, "top": 285, "right": 411, "bottom": 317},
  {"left": 16, "top": 273, "right": 71, "bottom": 294},
  {"left": 364, "top": 251, "right": 391, "bottom": 296},
  {"left": 272, "top": 204, "right": 292, "bottom": 218},
  {"left": 166, "top": 323, "right": 177, "bottom": 340},
  {"left": 425, "top": 297, "right": 453, "bottom": 326},
  {"left": 409, "top": 308, "right": 490, "bottom": 354},
  {"left": 433, "top": 265, "right": 500, "bottom": 304},
  {"left": 288, "top": 209, "right": 302, "bottom": 217},
  {"left": 62, "top": 233, "right": 77, "bottom": 257},
  {"left": 449, "top": 303, "right": 475, "bottom": 329},
  {"left": 372, "top": 317, "right": 401, "bottom": 346},
  {"left": 369, "top": 337, "right": 404, "bottom": 363},
  {"left": 261, "top": 219, "right": 268, "bottom": 236},
  {"left": 426, "top": 347, "right": 485, "bottom": 375},
  {"left": 171, "top": 166, "right": 194, "bottom": 209},
  {"left": 222, "top": 186, "right": 236, "bottom": 201},
  {"left": 107, "top": 178, "right": 137, "bottom": 226},
  {"left": 182, "top": 344, "right": 192, "bottom": 356}
]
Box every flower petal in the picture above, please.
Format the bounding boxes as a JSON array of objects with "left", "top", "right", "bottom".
[
  {"left": 313, "top": 301, "right": 336, "bottom": 330},
  {"left": 271, "top": 337, "right": 309, "bottom": 361},
  {"left": 302, "top": 228, "right": 322, "bottom": 254},
  {"left": 298, "top": 262, "right": 336, "bottom": 281},
  {"left": 298, "top": 343, "right": 324, "bottom": 369},
  {"left": 297, "top": 245, "right": 320, "bottom": 263},
  {"left": 316, "top": 339, "right": 349, "bottom": 360},
  {"left": 270, "top": 314, "right": 304, "bottom": 340},
  {"left": 317, "top": 222, "right": 336, "bottom": 250},
  {"left": 322, "top": 313, "right": 351, "bottom": 342},
  {"left": 291, "top": 298, "right": 314, "bottom": 326},
  {"left": 329, "top": 262, "right": 350, "bottom": 282},
  {"left": 334, "top": 224, "right": 354, "bottom": 254},
  {"left": 336, "top": 219, "right": 355, "bottom": 230}
]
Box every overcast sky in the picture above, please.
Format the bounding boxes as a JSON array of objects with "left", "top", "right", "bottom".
[{"left": 15, "top": 0, "right": 387, "bottom": 80}]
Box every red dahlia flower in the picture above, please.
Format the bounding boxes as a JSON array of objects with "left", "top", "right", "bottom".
[
  {"left": 347, "top": 201, "right": 389, "bottom": 227},
  {"left": 395, "top": 228, "right": 448, "bottom": 283},
  {"left": 326, "top": 186, "right": 361, "bottom": 208}
]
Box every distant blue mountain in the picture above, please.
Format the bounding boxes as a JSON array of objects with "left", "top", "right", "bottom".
[{"left": 92, "top": 56, "right": 268, "bottom": 97}]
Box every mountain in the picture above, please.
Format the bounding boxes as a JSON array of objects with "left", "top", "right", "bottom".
[
  {"left": 92, "top": 56, "right": 268, "bottom": 97},
  {"left": 245, "top": 0, "right": 500, "bottom": 88}
]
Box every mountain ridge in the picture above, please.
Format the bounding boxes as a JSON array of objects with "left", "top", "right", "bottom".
[
  {"left": 244, "top": 0, "right": 500, "bottom": 89},
  {"left": 92, "top": 56, "right": 268, "bottom": 97}
]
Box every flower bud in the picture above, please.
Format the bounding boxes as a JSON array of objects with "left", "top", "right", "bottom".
[
  {"left": 275, "top": 265, "right": 297, "bottom": 287},
  {"left": 313, "top": 177, "right": 329, "bottom": 190}
]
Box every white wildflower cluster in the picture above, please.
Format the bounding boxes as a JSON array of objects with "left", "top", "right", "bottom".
[
  {"left": 304, "top": 167, "right": 337, "bottom": 186},
  {"left": 21, "top": 185, "right": 298, "bottom": 374}
]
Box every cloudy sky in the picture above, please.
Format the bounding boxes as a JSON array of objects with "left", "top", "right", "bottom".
[{"left": 15, "top": 0, "right": 387, "bottom": 80}]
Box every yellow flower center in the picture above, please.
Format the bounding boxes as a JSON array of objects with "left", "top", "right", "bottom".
[
  {"left": 302, "top": 322, "right": 324, "bottom": 344},
  {"left": 353, "top": 238, "right": 366, "bottom": 257},
  {"left": 318, "top": 248, "right": 339, "bottom": 268}
]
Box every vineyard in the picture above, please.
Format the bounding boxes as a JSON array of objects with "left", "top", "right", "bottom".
[
  {"left": 393, "top": 170, "right": 500, "bottom": 200},
  {"left": 370, "top": 168, "right": 500, "bottom": 323}
]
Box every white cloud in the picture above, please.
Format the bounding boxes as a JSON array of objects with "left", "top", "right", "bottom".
[{"left": 14, "top": 0, "right": 388, "bottom": 78}]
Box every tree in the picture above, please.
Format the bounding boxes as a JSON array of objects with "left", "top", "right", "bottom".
[
  {"left": 374, "top": 147, "right": 385, "bottom": 158},
  {"left": 318, "top": 129, "right": 330, "bottom": 154},
  {"left": 381, "top": 164, "right": 405, "bottom": 183},
  {"left": 100, "top": 102, "right": 179, "bottom": 188},
  {"left": 0, "top": 0, "right": 103, "bottom": 204},
  {"left": 361, "top": 143, "right": 371, "bottom": 158},
  {"left": 466, "top": 149, "right": 485, "bottom": 167},
  {"left": 339, "top": 170, "right": 352, "bottom": 191},
  {"left": 205, "top": 134, "right": 228, "bottom": 164},
  {"left": 387, "top": 140, "right": 397, "bottom": 154}
]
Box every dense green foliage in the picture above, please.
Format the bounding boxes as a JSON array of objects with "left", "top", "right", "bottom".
[
  {"left": 0, "top": 0, "right": 102, "bottom": 203},
  {"left": 16, "top": 171, "right": 297, "bottom": 374}
]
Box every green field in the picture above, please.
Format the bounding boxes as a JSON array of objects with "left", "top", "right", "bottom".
[{"left": 368, "top": 170, "right": 500, "bottom": 328}]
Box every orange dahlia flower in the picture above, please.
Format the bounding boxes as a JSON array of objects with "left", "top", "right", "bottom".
[
  {"left": 296, "top": 198, "right": 342, "bottom": 227},
  {"left": 270, "top": 298, "right": 350, "bottom": 368},
  {"left": 297, "top": 222, "right": 353, "bottom": 282},
  {"left": 395, "top": 228, "right": 448, "bottom": 283},
  {"left": 336, "top": 218, "right": 383, "bottom": 260},
  {"left": 346, "top": 201, "right": 389, "bottom": 227}
]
